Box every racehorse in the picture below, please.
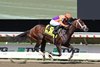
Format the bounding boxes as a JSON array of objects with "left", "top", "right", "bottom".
[{"left": 16, "top": 19, "right": 88, "bottom": 60}]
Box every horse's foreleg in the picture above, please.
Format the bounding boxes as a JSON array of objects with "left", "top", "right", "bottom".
[
  {"left": 50, "top": 44, "right": 61, "bottom": 56},
  {"left": 63, "top": 43, "right": 75, "bottom": 60},
  {"left": 68, "top": 44, "right": 75, "bottom": 60},
  {"left": 56, "top": 44, "right": 62, "bottom": 56}
]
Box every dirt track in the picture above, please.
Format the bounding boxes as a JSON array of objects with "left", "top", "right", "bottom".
[{"left": 0, "top": 62, "right": 100, "bottom": 67}]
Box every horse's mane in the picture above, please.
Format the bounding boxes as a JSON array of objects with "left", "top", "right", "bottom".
[
  {"left": 70, "top": 18, "right": 77, "bottom": 23},
  {"left": 37, "top": 24, "right": 47, "bottom": 27}
]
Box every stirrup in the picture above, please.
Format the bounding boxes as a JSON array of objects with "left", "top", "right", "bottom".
[{"left": 53, "top": 31, "right": 58, "bottom": 35}]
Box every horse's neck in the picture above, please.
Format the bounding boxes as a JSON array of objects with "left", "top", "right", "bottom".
[
  {"left": 67, "top": 25, "right": 76, "bottom": 36},
  {"left": 61, "top": 25, "right": 76, "bottom": 45}
]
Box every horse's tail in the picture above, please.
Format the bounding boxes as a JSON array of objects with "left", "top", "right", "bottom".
[
  {"left": 14, "top": 30, "right": 30, "bottom": 42},
  {"left": 16, "top": 30, "right": 29, "bottom": 37}
]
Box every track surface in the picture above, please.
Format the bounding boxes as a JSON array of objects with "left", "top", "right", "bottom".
[{"left": 0, "top": 62, "right": 100, "bottom": 67}]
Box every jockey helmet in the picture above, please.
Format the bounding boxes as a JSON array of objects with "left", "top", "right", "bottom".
[{"left": 65, "top": 12, "right": 72, "bottom": 19}]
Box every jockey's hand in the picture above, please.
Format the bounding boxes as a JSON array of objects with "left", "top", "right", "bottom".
[{"left": 64, "top": 25, "right": 69, "bottom": 29}]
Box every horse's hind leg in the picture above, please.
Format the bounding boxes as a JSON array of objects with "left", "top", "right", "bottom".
[
  {"left": 40, "top": 40, "right": 46, "bottom": 52},
  {"left": 28, "top": 34, "right": 42, "bottom": 52},
  {"left": 27, "top": 36, "right": 33, "bottom": 45},
  {"left": 33, "top": 43, "right": 40, "bottom": 52},
  {"left": 34, "top": 33, "right": 44, "bottom": 52},
  {"left": 55, "top": 44, "right": 62, "bottom": 56},
  {"left": 40, "top": 40, "right": 46, "bottom": 61},
  {"left": 33, "top": 40, "right": 42, "bottom": 52}
]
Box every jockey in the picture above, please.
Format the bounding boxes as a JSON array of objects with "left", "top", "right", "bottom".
[{"left": 50, "top": 12, "right": 73, "bottom": 34}]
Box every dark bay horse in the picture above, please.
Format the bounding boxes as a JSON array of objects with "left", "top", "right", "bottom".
[{"left": 16, "top": 19, "right": 88, "bottom": 59}]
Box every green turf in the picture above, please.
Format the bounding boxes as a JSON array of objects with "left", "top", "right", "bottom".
[{"left": 0, "top": 0, "right": 77, "bottom": 19}]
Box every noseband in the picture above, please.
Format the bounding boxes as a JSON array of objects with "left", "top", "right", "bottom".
[{"left": 76, "top": 19, "right": 86, "bottom": 29}]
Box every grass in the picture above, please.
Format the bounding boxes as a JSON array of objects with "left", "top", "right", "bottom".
[{"left": 0, "top": 0, "right": 77, "bottom": 19}]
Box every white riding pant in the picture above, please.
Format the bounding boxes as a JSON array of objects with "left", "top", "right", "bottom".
[{"left": 50, "top": 20, "right": 60, "bottom": 26}]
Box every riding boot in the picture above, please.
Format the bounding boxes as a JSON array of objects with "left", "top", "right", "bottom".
[
  {"left": 53, "top": 25, "right": 60, "bottom": 35},
  {"left": 47, "top": 25, "right": 51, "bottom": 31}
]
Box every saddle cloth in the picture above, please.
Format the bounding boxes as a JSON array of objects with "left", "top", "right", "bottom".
[
  {"left": 44, "top": 24, "right": 57, "bottom": 38},
  {"left": 44, "top": 24, "right": 67, "bottom": 44}
]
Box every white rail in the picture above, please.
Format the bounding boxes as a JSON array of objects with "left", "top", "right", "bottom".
[{"left": 0, "top": 32, "right": 100, "bottom": 38}]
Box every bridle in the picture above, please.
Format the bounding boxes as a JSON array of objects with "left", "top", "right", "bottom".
[{"left": 76, "top": 19, "right": 87, "bottom": 29}]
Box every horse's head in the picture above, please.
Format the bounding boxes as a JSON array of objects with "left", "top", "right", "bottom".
[{"left": 72, "top": 19, "right": 89, "bottom": 32}]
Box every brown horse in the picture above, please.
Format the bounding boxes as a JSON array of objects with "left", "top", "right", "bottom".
[{"left": 16, "top": 19, "right": 88, "bottom": 59}]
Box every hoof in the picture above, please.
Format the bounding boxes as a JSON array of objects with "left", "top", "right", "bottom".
[
  {"left": 48, "top": 54, "right": 53, "bottom": 61},
  {"left": 33, "top": 49, "right": 39, "bottom": 52}
]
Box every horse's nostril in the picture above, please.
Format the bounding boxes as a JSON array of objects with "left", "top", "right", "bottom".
[{"left": 84, "top": 28, "right": 89, "bottom": 32}]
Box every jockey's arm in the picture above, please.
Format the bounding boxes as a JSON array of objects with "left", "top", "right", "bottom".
[
  {"left": 58, "top": 15, "right": 69, "bottom": 27},
  {"left": 59, "top": 21, "right": 69, "bottom": 27}
]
